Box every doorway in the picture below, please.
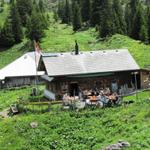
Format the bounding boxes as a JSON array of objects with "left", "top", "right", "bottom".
[
  {"left": 131, "top": 74, "right": 141, "bottom": 89},
  {"left": 69, "top": 83, "right": 79, "bottom": 96}
]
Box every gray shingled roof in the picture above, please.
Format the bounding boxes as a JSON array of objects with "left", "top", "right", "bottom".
[{"left": 41, "top": 49, "right": 140, "bottom": 77}]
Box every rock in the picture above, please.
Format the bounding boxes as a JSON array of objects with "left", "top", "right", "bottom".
[
  {"left": 118, "top": 140, "right": 130, "bottom": 148},
  {"left": 30, "top": 122, "right": 38, "bottom": 128},
  {"left": 104, "top": 144, "right": 121, "bottom": 150},
  {"left": 102, "top": 140, "right": 130, "bottom": 150},
  {"left": 107, "top": 144, "right": 121, "bottom": 150}
]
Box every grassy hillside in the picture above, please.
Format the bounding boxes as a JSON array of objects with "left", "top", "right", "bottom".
[
  {"left": 0, "top": 23, "right": 150, "bottom": 150},
  {"left": 0, "top": 3, "right": 150, "bottom": 150},
  {"left": 41, "top": 23, "right": 150, "bottom": 68},
  {"left": 0, "top": 23, "right": 150, "bottom": 69},
  {"left": 0, "top": 89, "right": 150, "bottom": 149},
  {"left": 0, "top": 40, "right": 30, "bottom": 69}
]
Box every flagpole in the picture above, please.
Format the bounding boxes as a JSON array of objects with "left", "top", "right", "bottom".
[{"left": 34, "top": 40, "right": 40, "bottom": 96}]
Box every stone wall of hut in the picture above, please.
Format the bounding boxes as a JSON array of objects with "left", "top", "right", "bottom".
[
  {"left": 46, "top": 71, "right": 134, "bottom": 98},
  {"left": 140, "top": 70, "right": 150, "bottom": 89}
]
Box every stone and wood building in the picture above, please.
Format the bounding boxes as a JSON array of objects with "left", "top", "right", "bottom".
[{"left": 38, "top": 49, "right": 150, "bottom": 100}]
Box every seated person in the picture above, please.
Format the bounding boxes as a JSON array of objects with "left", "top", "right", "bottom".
[
  {"left": 63, "top": 93, "right": 70, "bottom": 105},
  {"left": 97, "top": 94, "right": 102, "bottom": 101},
  {"left": 100, "top": 93, "right": 109, "bottom": 104},
  {"left": 108, "top": 92, "right": 119, "bottom": 104}
]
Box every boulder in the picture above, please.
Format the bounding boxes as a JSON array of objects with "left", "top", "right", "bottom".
[
  {"left": 30, "top": 122, "right": 38, "bottom": 128},
  {"left": 102, "top": 140, "right": 130, "bottom": 150}
]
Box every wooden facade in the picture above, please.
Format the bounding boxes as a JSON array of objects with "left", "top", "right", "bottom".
[
  {"left": 45, "top": 71, "right": 141, "bottom": 99},
  {"left": 0, "top": 76, "right": 43, "bottom": 89}
]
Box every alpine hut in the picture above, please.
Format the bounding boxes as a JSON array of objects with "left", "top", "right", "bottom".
[
  {"left": 38, "top": 49, "right": 148, "bottom": 100},
  {"left": 0, "top": 52, "right": 44, "bottom": 89}
]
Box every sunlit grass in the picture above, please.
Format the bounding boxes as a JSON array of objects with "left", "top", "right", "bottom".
[
  {"left": 41, "top": 23, "right": 150, "bottom": 68},
  {"left": 0, "top": 87, "right": 32, "bottom": 111},
  {"left": 0, "top": 23, "right": 150, "bottom": 69},
  {"left": 0, "top": 91, "right": 150, "bottom": 149},
  {"left": 0, "top": 4, "right": 9, "bottom": 27}
]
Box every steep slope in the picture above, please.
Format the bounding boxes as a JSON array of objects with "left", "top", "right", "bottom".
[
  {"left": 0, "top": 40, "right": 30, "bottom": 69},
  {"left": 0, "top": 89, "right": 150, "bottom": 149},
  {"left": 0, "top": 23, "right": 150, "bottom": 69},
  {"left": 41, "top": 24, "right": 150, "bottom": 68}
]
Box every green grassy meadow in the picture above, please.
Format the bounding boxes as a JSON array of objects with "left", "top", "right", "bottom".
[
  {"left": 0, "top": 13, "right": 150, "bottom": 150},
  {"left": 0, "top": 40, "right": 29, "bottom": 69},
  {"left": 0, "top": 87, "right": 32, "bottom": 111},
  {"left": 41, "top": 23, "right": 150, "bottom": 68},
  {"left": 0, "top": 23, "right": 150, "bottom": 69},
  {"left": 123, "top": 90, "right": 150, "bottom": 102},
  {"left": 0, "top": 88, "right": 150, "bottom": 149}
]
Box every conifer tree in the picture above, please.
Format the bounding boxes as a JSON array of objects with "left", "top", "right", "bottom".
[
  {"left": 131, "top": 3, "right": 148, "bottom": 42},
  {"left": 34, "top": 0, "right": 48, "bottom": 29},
  {"left": 112, "top": 0, "right": 126, "bottom": 34},
  {"left": 0, "top": 18, "right": 15, "bottom": 47},
  {"left": 131, "top": 4, "right": 141, "bottom": 40},
  {"left": 63, "top": 0, "right": 71, "bottom": 24},
  {"left": 57, "top": 0, "right": 65, "bottom": 22},
  {"left": 26, "top": 8, "right": 45, "bottom": 42},
  {"left": 72, "top": 1, "right": 82, "bottom": 31},
  {"left": 57, "top": 0, "right": 71, "bottom": 24},
  {"left": 39, "top": 0, "right": 45, "bottom": 12},
  {"left": 53, "top": 9, "right": 59, "bottom": 22},
  {"left": 10, "top": 2, "right": 23, "bottom": 43},
  {"left": 139, "top": 24, "right": 148, "bottom": 42},
  {"left": 90, "top": 0, "right": 102, "bottom": 26},
  {"left": 16, "top": 0, "right": 33, "bottom": 26},
  {"left": 81, "top": 0, "right": 91, "bottom": 22},
  {"left": 147, "top": 6, "right": 150, "bottom": 43},
  {"left": 125, "top": 3, "right": 132, "bottom": 35},
  {"left": 128, "top": 0, "right": 139, "bottom": 36},
  {"left": 99, "top": 0, "right": 113, "bottom": 38}
]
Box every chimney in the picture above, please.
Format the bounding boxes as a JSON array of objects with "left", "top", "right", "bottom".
[{"left": 75, "top": 40, "right": 79, "bottom": 55}]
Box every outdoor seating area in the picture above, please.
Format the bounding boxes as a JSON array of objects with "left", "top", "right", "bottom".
[{"left": 62, "top": 88, "right": 122, "bottom": 110}]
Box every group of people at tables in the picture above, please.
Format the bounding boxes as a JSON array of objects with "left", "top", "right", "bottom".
[{"left": 63, "top": 88, "right": 120, "bottom": 107}]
